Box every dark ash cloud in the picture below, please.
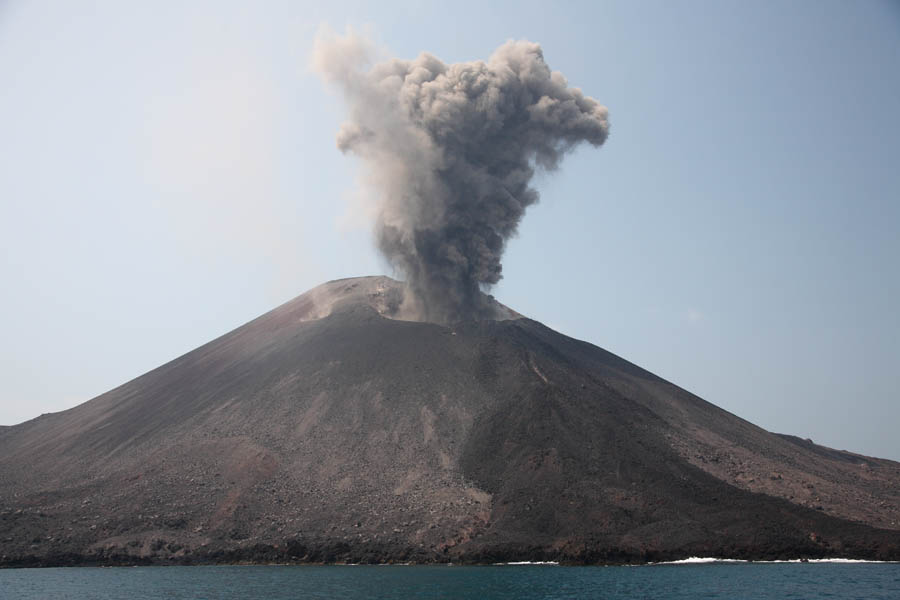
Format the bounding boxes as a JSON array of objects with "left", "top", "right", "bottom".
[{"left": 314, "top": 30, "right": 609, "bottom": 323}]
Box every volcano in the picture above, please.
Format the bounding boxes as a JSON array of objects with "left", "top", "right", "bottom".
[{"left": 1, "top": 276, "right": 898, "bottom": 566}]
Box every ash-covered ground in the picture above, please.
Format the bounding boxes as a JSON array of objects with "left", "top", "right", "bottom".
[{"left": 1, "top": 277, "right": 898, "bottom": 566}]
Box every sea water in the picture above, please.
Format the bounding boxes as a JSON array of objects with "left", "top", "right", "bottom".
[{"left": 0, "top": 562, "right": 898, "bottom": 599}]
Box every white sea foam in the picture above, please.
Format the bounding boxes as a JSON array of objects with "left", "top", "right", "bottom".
[
  {"left": 652, "top": 556, "right": 898, "bottom": 565},
  {"left": 789, "top": 558, "right": 897, "bottom": 564},
  {"left": 496, "top": 561, "right": 560, "bottom": 566},
  {"left": 655, "top": 557, "right": 748, "bottom": 565}
]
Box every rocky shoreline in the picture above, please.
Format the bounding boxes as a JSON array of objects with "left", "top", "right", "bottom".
[{"left": 4, "top": 538, "right": 900, "bottom": 569}]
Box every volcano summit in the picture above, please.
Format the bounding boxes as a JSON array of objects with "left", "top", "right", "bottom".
[{"left": 0, "top": 276, "right": 898, "bottom": 566}]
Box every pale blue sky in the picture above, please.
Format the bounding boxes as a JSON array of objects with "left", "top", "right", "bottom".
[{"left": 1, "top": 1, "right": 898, "bottom": 459}]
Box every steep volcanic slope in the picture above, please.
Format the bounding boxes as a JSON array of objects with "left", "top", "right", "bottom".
[{"left": 0, "top": 276, "right": 898, "bottom": 565}]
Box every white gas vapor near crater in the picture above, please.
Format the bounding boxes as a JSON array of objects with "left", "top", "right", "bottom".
[{"left": 313, "top": 28, "right": 609, "bottom": 323}]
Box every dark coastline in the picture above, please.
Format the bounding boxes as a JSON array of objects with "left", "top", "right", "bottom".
[{"left": 4, "top": 538, "right": 900, "bottom": 569}]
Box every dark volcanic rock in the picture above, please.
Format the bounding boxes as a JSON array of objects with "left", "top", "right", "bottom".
[{"left": 1, "top": 276, "right": 898, "bottom": 566}]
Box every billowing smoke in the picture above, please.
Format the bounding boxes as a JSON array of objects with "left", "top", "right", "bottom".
[{"left": 313, "top": 30, "right": 609, "bottom": 323}]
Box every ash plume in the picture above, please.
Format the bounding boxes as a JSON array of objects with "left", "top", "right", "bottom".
[{"left": 313, "top": 30, "right": 609, "bottom": 323}]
